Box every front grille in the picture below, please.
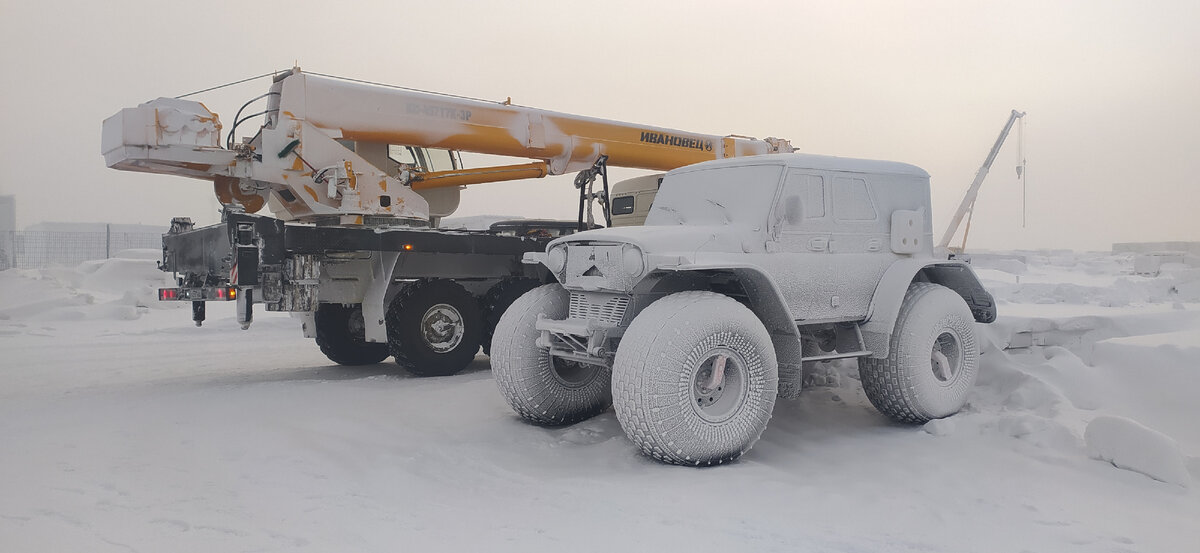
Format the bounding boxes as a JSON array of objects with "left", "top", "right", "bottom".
[{"left": 569, "top": 292, "right": 630, "bottom": 326}]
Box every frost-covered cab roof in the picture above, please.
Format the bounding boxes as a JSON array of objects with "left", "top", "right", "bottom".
[{"left": 667, "top": 153, "right": 930, "bottom": 179}]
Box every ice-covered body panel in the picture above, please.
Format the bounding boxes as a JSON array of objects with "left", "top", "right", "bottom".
[{"left": 533, "top": 153, "right": 994, "bottom": 366}]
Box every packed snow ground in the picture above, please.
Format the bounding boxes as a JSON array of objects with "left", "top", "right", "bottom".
[{"left": 1, "top": 250, "right": 1198, "bottom": 552}]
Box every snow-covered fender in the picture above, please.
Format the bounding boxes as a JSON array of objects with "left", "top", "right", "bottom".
[
  {"left": 861, "top": 259, "right": 996, "bottom": 358},
  {"left": 657, "top": 263, "right": 805, "bottom": 370}
]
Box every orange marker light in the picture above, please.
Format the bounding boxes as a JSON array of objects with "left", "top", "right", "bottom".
[{"left": 403, "top": 244, "right": 414, "bottom": 251}]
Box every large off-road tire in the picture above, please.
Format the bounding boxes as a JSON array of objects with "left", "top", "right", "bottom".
[
  {"left": 491, "top": 284, "right": 613, "bottom": 425},
  {"left": 480, "top": 277, "right": 541, "bottom": 356},
  {"left": 387, "top": 279, "right": 483, "bottom": 377},
  {"left": 613, "top": 291, "right": 778, "bottom": 466},
  {"left": 314, "top": 303, "right": 390, "bottom": 366},
  {"left": 859, "top": 282, "right": 980, "bottom": 423}
]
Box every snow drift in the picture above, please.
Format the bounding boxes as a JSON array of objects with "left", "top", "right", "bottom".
[
  {"left": 1085, "top": 416, "right": 1190, "bottom": 487},
  {"left": 0, "top": 249, "right": 181, "bottom": 322},
  {"left": 1, "top": 250, "right": 1197, "bottom": 552}
]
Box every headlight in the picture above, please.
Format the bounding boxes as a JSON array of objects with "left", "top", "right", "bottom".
[
  {"left": 622, "top": 245, "right": 645, "bottom": 277},
  {"left": 547, "top": 245, "right": 567, "bottom": 273}
]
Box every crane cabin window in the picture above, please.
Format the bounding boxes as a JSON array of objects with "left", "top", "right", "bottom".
[
  {"left": 388, "top": 145, "right": 420, "bottom": 166},
  {"left": 387, "top": 146, "right": 462, "bottom": 173},
  {"left": 424, "top": 149, "right": 457, "bottom": 172},
  {"left": 832, "top": 176, "right": 877, "bottom": 221}
]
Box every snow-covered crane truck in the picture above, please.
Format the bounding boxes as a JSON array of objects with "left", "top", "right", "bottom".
[{"left": 101, "top": 67, "right": 792, "bottom": 376}]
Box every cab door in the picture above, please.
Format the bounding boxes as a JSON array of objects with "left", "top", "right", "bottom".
[
  {"left": 768, "top": 169, "right": 839, "bottom": 320},
  {"left": 821, "top": 173, "right": 893, "bottom": 319},
  {"left": 768, "top": 169, "right": 891, "bottom": 322}
]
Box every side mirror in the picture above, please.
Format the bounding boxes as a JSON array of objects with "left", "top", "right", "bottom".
[{"left": 783, "top": 196, "right": 804, "bottom": 225}]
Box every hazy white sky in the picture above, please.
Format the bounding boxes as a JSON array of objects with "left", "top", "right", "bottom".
[{"left": 1, "top": 0, "right": 1196, "bottom": 250}]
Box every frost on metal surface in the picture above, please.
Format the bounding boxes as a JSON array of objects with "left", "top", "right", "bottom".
[
  {"left": 111, "top": 98, "right": 222, "bottom": 149},
  {"left": 300, "top": 73, "right": 791, "bottom": 176},
  {"left": 102, "top": 68, "right": 797, "bottom": 226},
  {"left": 102, "top": 98, "right": 234, "bottom": 179},
  {"left": 545, "top": 153, "right": 948, "bottom": 323},
  {"left": 496, "top": 152, "right": 996, "bottom": 464},
  {"left": 645, "top": 164, "right": 782, "bottom": 226}
]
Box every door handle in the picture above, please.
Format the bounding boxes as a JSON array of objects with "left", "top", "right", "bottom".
[{"left": 808, "top": 237, "right": 828, "bottom": 251}]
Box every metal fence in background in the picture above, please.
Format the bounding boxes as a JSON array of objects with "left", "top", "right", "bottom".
[{"left": 0, "top": 229, "right": 163, "bottom": 270}]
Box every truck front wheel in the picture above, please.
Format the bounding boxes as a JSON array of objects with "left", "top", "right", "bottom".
[
  {"left": 387, "top": 279, "right": 483, "bottom": 377},
  {"left": 314, "top": 303, "right": 390, "bottom": 366},
  {"left": 490, "top": 284, "right": 612, "bottom": 425},
  {"left": 858, "top": 282, "right": 980, "bottom": 423},
  {"left": 613, "top": 291, "right": 778, "bottom": 466}
]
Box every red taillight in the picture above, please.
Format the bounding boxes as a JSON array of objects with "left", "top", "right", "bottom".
[{"left": 158, "top": 287, "right": 234, "bottom": 301}]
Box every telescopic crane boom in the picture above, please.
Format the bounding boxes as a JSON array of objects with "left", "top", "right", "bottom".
[
  {"left": 937, "top": 109, "right": 1026, "bottom": 251},
  {"left": 103, "top": 68, "right": 793, "bottom": 225}
]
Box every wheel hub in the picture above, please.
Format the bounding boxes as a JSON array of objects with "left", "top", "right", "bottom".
[
  {"left": 420, "top": 303, "right": 465, "bottom": 353},
  {"left": 695, "top": 355, "right": 727, "bottom": 402},
  {"left": 691, "top": 347, "right": 748, "bottom": 422},
  {"left": 346, "top": 307, "right": 367, "bottom": 340},
  {"left": 931, "top": 331, "right": 962, "bottom": 383}
]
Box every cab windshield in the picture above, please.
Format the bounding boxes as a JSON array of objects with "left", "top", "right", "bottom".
[{"left": 645, "top": 164, "right": 783, "bottom": 226}]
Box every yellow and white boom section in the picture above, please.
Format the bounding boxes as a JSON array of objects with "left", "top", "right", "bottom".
[{"left": 102, "top": 67, "right": 793, "bottom": 225}]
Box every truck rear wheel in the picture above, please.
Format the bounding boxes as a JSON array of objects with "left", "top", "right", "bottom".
[
  {"left": 613, "top": 291, "right": 778, "bottom": 466},
  {"left": 387, "top": 279, "right": 483, "bottom": 377},
  {"left": 858, "top": 282, "right": 980, "bottom": 423},
  {"left": 314, "top": 303, "right": 390, "bottom": 366},
  {"left": 480, "top": 277, "right": 541, "bottom": 356},
  {"left": 490, "top": 284, "right": 612, "bottom": 425}
]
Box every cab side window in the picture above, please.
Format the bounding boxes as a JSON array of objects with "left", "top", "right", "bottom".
[
  {"left": 832, "top": 176, "right": 877, "bottom": 221},
  {"left": 782, "top": 171, "right": 827, "bottom": 227},
  {"left": 803, "top": 175, "right": 825, "bottom": 219}
]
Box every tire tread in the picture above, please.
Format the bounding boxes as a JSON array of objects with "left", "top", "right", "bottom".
[
  {"left": 859, "top": 282, "right": 978, "bottom": 423},
  {"left": 613, "top": 291, "right": 777, "bottom": 466},
  {"left": 387, "top": 279, "right": 482, "bottom": 377},
  {"left": 314, "top": 303, "right": 390, "bottom": 366},
  {"left": 491, "top": 284, "right": 612, "bottom": 426}
]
